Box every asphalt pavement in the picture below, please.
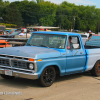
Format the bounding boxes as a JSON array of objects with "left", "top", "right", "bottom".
[{"left": 0, "top": 71, "right": 100, "bottom": 100}]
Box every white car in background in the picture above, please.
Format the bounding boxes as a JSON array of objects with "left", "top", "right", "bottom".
[
  {"left": 83, "top": 32, "right": 95, "bottom": 37},
  {"left": 81, "top": 32, "right": 95, "bottom": 45},
  {"left": 81, "top": 34, "right": 88, "bottom": 45}
]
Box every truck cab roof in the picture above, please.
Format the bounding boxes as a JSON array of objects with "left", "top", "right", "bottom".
[{"left": 33, "top": 31, "right": 81, "bottom": 36}]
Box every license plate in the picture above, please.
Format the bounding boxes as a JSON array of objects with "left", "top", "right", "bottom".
[{"left": 5, "top": 70, "right": 12, "bottom": 76}]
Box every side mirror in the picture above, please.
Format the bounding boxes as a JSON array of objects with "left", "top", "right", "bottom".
[
  {"left": 67, "top": 46, "right": 70, "bottom": 49},
  {"left": 67, "top": 46, "right": 73, "bottom": 51}
]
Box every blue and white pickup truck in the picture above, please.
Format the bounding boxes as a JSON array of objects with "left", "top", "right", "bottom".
[{"left": 0, "top": 31, "right": 100, "bottom": 87}]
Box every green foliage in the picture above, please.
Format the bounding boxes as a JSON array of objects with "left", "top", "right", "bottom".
[
  {"left": 56, "top": 1, "right": 77, "bottom": 29},
  {"left": 0, "top": 0, "right": 100, "bottom": 32},
  {"left": 16, "top": 0, "right": 40, "bottom": 26},
  {"left": 0, "top": 23, "right": 17, "bottom": 27},
  {"left": 38, "top": 1, "right": 57, "bottom": 26},
  {"left": 77, "top": 5, "right": 98, "bottom": 32},
  {"left": 2, "top": 2, "right": 23, "bottom": 27},
  {"left": 36, "top": 0, "right": 44, "bottom": 4}
]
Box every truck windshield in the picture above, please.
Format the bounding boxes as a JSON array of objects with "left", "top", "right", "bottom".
[{"left": 27, "top": 33, "right": 67, "bottom": 49}]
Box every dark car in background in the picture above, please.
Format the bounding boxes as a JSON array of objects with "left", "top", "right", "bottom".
[
  {"left": 0, "top": 31, "right": 33, "bottom": 38},
  {"left": 0, "top": 30, "right": 8, "bottom": 36},
  {"left": 0, "top": 31, "right": 33, "bottom": 47},
  {"left": 0, "top": 31, "right": 21, "bottom": 38}
]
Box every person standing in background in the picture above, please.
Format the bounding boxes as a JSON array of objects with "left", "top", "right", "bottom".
[
  {"left": 19, "top": 30, "right": 24, "bottom": 36},
  {"left": 88, "top": 30, "right": 92, "bottom": 40}
]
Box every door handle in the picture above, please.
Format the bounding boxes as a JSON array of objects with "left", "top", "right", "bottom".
[{"left": 73, "top": 50, "right": 78, "bottom": 56}]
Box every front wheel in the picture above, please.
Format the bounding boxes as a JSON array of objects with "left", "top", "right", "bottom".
[
  {"left": 39, "top": 66, "right": 56, "bottom": 87},
  {"left": 1, "top": 74, "right": 15, "bottom": 79},
  {"left": 90, "top": 60, "right": 100, "bottom": 76}
]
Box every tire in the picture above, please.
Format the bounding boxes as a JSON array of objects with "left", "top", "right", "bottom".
[
  {"left": 0, "top": 74, "right": 15, "bottom": 79},
  {"left": 39, "top": 66, "right": 56, "bottom": 87},
  {"left": 90, "top": 60, "right": 100, "bottom": 76}
]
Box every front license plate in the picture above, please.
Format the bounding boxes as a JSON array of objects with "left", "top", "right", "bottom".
[{"left": 5, "top": 70, "right": 12, "bottom": 76}]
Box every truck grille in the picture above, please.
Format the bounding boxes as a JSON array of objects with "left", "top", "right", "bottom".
[
  {"left": 0, "top": 54, "right": 29, "bottom": 69},
  {"left": 11, "top": 60, "right": 27, "bottom": 69},
  {"left": 0, "top": 43, "right": 6, "bottom": 45},
  {"left": 0, "top": 55, "right": 35, "bottom": 73},
  {"left": 0, "top": 58, "right": 10, "bottom": 66}
]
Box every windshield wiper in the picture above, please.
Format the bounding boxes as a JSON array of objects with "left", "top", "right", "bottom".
[
  {"left": 27, "top": 43, "right": 49, "bottom": 48},
  {"left": 27, "top": 43, "right": 36, "bottom": 46},
  {"left": 39, "top": 44, "right": 49, "bottom": 48}
]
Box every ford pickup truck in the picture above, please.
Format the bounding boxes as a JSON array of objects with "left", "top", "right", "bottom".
[{"left": 0, "top": 31, "right": 100, "bottom": 87}]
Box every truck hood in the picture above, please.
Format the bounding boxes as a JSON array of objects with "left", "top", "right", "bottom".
[{"left": 0, "top": 46, "right": 61, "bottom": 59}]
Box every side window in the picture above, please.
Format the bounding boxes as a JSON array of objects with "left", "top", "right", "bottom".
[{"left": 67, "top": 36, "right": 80, "bottom": 49}]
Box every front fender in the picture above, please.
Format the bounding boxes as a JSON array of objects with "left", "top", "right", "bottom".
[
  {"left": 36, "top": 57, "right": 66, "bottom": 78},
  {"left": 37, "top": 62, "right": 61, "bottom": 78},
  {"left": 38, "top": 61, "right": 65, "bottom": 79}
]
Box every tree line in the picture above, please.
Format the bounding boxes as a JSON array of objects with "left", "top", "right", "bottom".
[{"left": 0, "top": 0, "right": 100, "bottom": 33}]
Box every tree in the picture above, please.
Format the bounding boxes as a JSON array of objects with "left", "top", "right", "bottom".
[
  {"left": 77, "top": 5, "right": 97, "bottom": 32},
  {"left": 16, "top": 0, "right": 39, "bottom": 26},
  {"left": 56, "top": 1, "right": 77, "bottom": 30},
  {"left": 36, "top": 0, "right": 44, "bottom": 4},
  {"left": 37, "top": 1, "right": 57, "bottom": 26},
  {"left": 0, "top": 0, "right": 100, "bottom": 32},
  {"left": 2, "top": 2, "right": 23, "bottom": 27},
  {"left": 94, "top": 8, "right": 100, "bottom": 33}
]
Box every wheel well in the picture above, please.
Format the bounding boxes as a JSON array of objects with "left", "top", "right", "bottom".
[
  {"left": 90, "top": 60, "right": 100, "bottom": 76},
  {"left": 52, "top": 65, "right": 60, "bottom": 76},
  {"left": 91, "top": 60, "right": 100, "bottom": 71},
  {"left": 93, "top": 60, "right": 100, "bottom": 67}
]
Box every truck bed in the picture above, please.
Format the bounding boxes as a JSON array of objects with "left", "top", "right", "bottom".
[
  {"left": 84, "top": 45, "right": 100, "bottom": 49},
  {"left": 85, "top": 36, "right": 100, "bottom": 49}
]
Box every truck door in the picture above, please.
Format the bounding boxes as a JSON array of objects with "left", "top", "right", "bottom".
[{"left": 65, "top": 36, "right": 86, "bottom": 74}]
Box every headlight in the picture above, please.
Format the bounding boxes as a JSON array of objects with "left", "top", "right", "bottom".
[
  {"left": 28, "top": 63, "right": 34, "bottom": 70},
  {"left": 5, "top": 39, "right": 9, "bottom": 42}
]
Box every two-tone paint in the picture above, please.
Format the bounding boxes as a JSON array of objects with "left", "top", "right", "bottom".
[{"left": 0, "top": 31, "right": 99, "bottom": 81}]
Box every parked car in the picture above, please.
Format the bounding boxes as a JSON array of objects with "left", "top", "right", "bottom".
[
  {"left": 0, "top": 30, "right": 10, "bottom": 48},
  {"left": 0, "top": 31, "right": 21, "bottom": 38},
  {"left": 0, "top": 31, "right": 100, "bottom": 87},
  {"left": 0, "top": 30, "right": 8, "bottom": 36},
  {"left": 0, "top": 31, "right": 33, "bottom": 38},
  {"left": 81, "top": 34, "right": 88, "bottom": 45},
  {"left": 81, "top": 34, "right": 88, "bottom": 38},
  {"left": 0, "top": 37, "right": 10, "bottom": 48},
  {"left": 0, "top": 31, "right": 33, "bottom": 47}
]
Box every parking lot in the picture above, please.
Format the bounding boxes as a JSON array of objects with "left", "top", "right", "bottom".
[{"left": 0, "top": 71, "right": 100, "bottom": 100}]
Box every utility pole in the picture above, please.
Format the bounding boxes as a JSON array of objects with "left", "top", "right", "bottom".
[
  {"left": 0, "top": 17, "right": 3, "bottom": 22},
  {"left": 73, "top": 16, "right": 76, "bottom": 31}
]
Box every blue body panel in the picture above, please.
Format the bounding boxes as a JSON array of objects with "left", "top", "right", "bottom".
[
  {"left": 31, "top": 31, "right": 80, "bottom": 36},
  {"left": 0, "top": 31, "right": 88, "bottom": 78},
  {"left": 65, "top": 34, "right": 86, "bottom": 75},
  {"left": 85, "top": 49, "right": 100, "bottom": 71},
  {"left": 86, "top": 36, "right": 100, "bottom": 47}
]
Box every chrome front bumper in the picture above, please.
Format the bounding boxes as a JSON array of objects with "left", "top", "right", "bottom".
[{"left": 0, "top": 69, "right": 38, "bottom": 80}]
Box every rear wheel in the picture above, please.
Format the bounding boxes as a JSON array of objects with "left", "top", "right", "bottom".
[
  {"left": 0, "top": 74, "right": 15, "bottom": 79},
  {"left": 39, "top": 66, "right": 56, "bottom": 87},
  {"left": 90, "top": 60, "right": 100, "bottom": 76}
]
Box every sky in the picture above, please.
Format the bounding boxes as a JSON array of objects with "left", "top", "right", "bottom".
[{"left": 6, "top": 0, "right": 100, "bottom": 8}]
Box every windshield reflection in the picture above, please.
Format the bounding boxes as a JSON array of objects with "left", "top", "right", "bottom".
[{"left": 27, "top": 33, "right": 66, "bottom": 49}]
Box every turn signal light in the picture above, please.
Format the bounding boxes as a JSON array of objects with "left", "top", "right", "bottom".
[
  {"left": 29, "top": 58, "right": 34, "bottom": 62},
  {"left": 37, "top": 59, "right": 42, "bottom": 61}
]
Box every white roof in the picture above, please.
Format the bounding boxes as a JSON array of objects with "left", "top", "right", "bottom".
[{"left": 27, "top": 26, "right": 59, "bottom": 29}]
